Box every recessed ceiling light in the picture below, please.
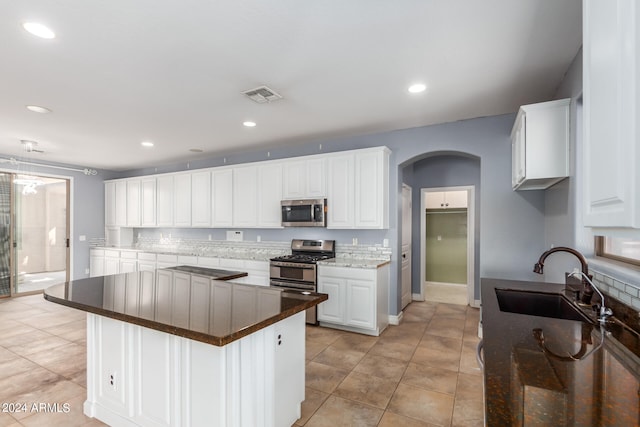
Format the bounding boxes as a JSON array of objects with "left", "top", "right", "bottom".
[
  {"left": 22, "top": 22, "right": 55, "bottom": 39},
  {"left": 243, "top": 121, "right": 257, "bottom": 127},
  {"left": 141, "top": 141, "right": 154, "bottom": 148},
  {"left": 408, "top": 83, "right": 427, "bottom": 94},
  {"left": 26, "top": 105, "right": 52, "bottom": 114},
  {"left": 189, "top": 148, "right": 203, "bottom": 153}
]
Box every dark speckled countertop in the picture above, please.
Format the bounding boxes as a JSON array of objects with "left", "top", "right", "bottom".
[
  {"left": 482, "top": 278, "right": 640, "bottom": 426},
  {"left": 44, "top": 266, "right": 328, "bottom": 347}
]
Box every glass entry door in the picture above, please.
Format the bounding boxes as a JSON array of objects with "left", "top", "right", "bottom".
[
  {"left": 0, "top": 173, "right": 11, "bottom": 297},
  {"left": 12, "top": 174, "right": 69, "bottom": 294},
  {"left": 0, "top": 172, "right": 70, "bottom": 297}
]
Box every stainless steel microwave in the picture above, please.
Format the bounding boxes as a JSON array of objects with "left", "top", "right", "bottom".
[{"left": 281, "top": 198, "right": 327, "bottom": 227}]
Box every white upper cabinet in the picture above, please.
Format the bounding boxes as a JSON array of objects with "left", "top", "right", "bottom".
[
  {"left": 233, "top": 165, "right": 258, "bottom": 227},
  {"left": 115, "top": 180, "right": 127, "bottom": 227},
  {"left": 104, "top": 146, "right": 391, "bottom": 230},
  {"left": 191, "top": 171, "right": 212, "bottom": 227},
  {"left": 212, "top": 168, "right": 233, "bottom": 228},
  {"left": 583, "top": 0, "right": 640, "bottom": 229},
  {"left": 354, "top": 148, "right": 390, "bottom": 229},
  {"left": 156, "top": 175, "right": 174, "bottom": 227},
  {"left": 511, "top": 98, "right": 570, "bottom": 190},
  {"left": 306, "top": 158, "right": 326, "bottom": 198},
  {"left": 126, "top": 179, "right": 141, "bottom": 227},
  {"left": 140, "top": 178, "right": 156, "bottom": 227},
  {"left": 174, "top": 173, "right": 192, "bottom": 227},
  {"left": 425, "top": 191, "right": 467, "bottom": 209},
  {"left": 282, "top": 158, "right": 326, "bottom": 199},
  {"left": 326, "top": 153, "right": 355, "bottom": 228},
  {"left": 327, "top": 147, "right": 389, "bottom": 229},
  {"left": 105, "top": 182, "right": 117, "bottom": 227},
  {"left": 258, "top": 162, "right": 283, "bottom": 228}
]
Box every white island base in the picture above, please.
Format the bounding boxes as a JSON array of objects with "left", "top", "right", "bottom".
[{"left": 83, "top": 312, "right": 305, "bottom": 427}]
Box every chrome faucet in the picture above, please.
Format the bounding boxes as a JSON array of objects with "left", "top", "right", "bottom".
[
  {"left": 569, "top": 269, "right": 612, "bottom": 322},
  {"left": 533, "top": 246, "right": 594, "bottom": 304}
]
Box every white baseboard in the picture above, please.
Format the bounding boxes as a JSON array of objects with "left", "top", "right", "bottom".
[
  {"left": 388, "top": 312, "right": 403, "bottom": 325},
  {"left": 470, "top": 299, "right": 481, "bottom": 308},
  {"left": 411, "top": 293, "right": 424, "bottom": 301}
]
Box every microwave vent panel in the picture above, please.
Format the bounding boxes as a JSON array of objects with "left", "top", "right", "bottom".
[{"left": 241, "top": 86, "right": 283, "bottom": 104}]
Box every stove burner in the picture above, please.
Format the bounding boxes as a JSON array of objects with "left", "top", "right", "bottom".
[{"left": 271, "top": 254, "right": 333, "bottom": 263}]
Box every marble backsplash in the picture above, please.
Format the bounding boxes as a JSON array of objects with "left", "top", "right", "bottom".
[{"left": 91, "top": 236, "right": 392, "bottom": 261}]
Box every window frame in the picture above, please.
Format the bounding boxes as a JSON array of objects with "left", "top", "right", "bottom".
[{"left": 595, "top": 236, "right": 640, "bottom": 268}]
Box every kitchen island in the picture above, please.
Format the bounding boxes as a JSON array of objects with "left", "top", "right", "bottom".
[
  {"left": 482, "top": 278, "right": 640, "bottom": 426},
  {"left": 44, "top": 266, "right": 328, "bottom": 427}
]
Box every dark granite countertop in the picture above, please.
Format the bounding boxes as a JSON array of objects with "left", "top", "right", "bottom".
[
  {"left": 482, "top": 278, "right": 640, "bottom": 426},
  {"left": 44, "top": 268, "right": 328, "bottom": 347}
]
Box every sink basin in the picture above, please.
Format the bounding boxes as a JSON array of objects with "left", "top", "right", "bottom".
[{"left": 495, "top": 288, "right": 593, "bottom": 323}]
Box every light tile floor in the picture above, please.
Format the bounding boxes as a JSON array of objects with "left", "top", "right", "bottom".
[
  {"left": 298, "top": 301, "right": 483, "bottom": 426},
  {"left": 0, "top": 294, "right": 483, "bottom": 427},
  {"left": 424, "top": 282, "right": 469, "bottom": 306}
]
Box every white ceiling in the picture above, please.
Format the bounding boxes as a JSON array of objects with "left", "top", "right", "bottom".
[{"left": 0, "top": 0, "right": 582, "bottom": 172}]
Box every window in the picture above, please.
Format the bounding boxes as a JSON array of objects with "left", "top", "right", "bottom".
[{"left": 595, "top": 237, "right": 640, "bottom": 267}]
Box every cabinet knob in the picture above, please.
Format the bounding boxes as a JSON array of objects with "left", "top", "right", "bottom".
[{"left": 445, "top": 203, "right": 449, "bottom": 207}]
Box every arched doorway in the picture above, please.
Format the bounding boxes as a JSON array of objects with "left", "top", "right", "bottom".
[{"left": 400, "top": 151, "right": 480, "bottom": 307}]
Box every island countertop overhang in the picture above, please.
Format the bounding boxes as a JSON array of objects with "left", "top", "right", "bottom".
[{"left": 44, "top": 267, "right": 328, "bottom": 347}]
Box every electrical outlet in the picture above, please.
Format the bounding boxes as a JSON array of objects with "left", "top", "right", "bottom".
[
  {"left": 85, "top": 268, "right": 90, "bottom": 275},
  {"left": 109, "top": 372, "right": 116, "bottom": 389}
]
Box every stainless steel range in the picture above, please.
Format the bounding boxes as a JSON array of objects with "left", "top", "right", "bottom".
[{"left": 270, "top": 239, "right": 335, "bottom": 325}]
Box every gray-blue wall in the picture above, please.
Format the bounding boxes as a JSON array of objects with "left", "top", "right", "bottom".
[
  {"left": 543, "top": 48, "right": 586, "bottom": 283},
  {"left": 0, "top": 111, "right": 553, "bottom": 315}
]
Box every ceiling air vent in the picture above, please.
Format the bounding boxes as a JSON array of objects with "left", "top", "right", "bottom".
[{"left": 241, "top": 85, "right": 283, "bottom": 104}]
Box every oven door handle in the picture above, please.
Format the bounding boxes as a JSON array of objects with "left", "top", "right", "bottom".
[
  {"left": 270, "top": 279, "right": 315, "bottom": 289},
  {"left": 271, "top": 262, "right": 316, "bottom": 269}
]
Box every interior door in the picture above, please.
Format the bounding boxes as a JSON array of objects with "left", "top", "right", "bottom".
[
  {"left": 401, "top": 184, "right": 412, "bottom": 309},
  {"left": 12, "top": 174, "right": 70, "bottom": 294}
]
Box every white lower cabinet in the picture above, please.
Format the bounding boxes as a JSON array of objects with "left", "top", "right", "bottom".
[
  {"left": 225, "top": 259, "right": 269, "bottom": 286},
  {"left": 90, "top": 249, "right": 105, "bottom": 278},
  {"left": 104, "top": 250, "right": 121, "bottom": 276},
  {"left": 90, "top": 250, "right": 270, "bottom": 287},
  {"left": 84, "top": 311, "right": 306, "bottom": 427},
  {"left": 156, "top": 254, "right": 178, "bottom": 269},
  {"left": 137, "top": 252, "right": 157, "bottom": 272},
  {"left": 119, "top": 250, "right": 138, "bottom": 273},
  {"left": 317, "top": 264, "right": 389, "bottom": 336}
]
